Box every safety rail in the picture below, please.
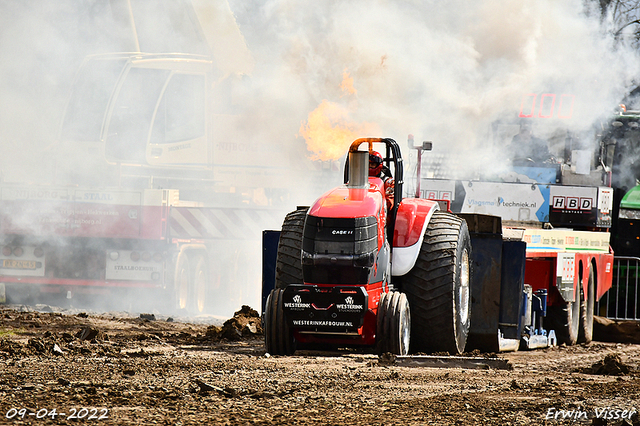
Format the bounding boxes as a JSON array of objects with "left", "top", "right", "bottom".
[{"left": 597, "top": 256, "right": 640, "bottom": 321}]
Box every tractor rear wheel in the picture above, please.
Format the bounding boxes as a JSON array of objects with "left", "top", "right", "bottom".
[
  {"left": 376, "top": 291, "right": 411, "bottom": 355},
  {"left": 578, "top": 267, "right": 595, "bottom": 344},
  {"left": 264, "top": 288, "right": 296, "bottom": 355},
  {"left": 275, "top": 207, "right": 308, "bottom": 289},
  {"left": 402, "top": 212, "right": 472, "bottom": 354},
  {"left": 547, "top": 293, "right": 580, "bottom": 346}
]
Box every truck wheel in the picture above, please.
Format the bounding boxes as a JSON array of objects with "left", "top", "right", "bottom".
[
  {"left": 264, "top": 288, "right": 296, "bottom": 355},
  {"left": 174, "top": 254, "right": 191, "bottom": 314},
  {"left": 578, "top": 267, "right": 595, "bottom": 344},
  {"left": 275, "top": 207, "right": 308, "bottom": 289},
  {"left": 547, "top": 295, "right": 580, "bottom": 346},
  {"left": 376, "top": 291, "right": 411, "bottom": 355},
  {"left": 191, "top": 256, "right": 208, "bottom": 315},
  {"left": 402, "top": 212, "right": 472, "bottom": 354}
]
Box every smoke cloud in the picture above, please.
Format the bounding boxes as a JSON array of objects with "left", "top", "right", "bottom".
[
  {"left": 230, "top": 0, "right": 640, "bottom": 174},
  {"left": 1, "top": 0, "right": 639, "bottom": 316}
]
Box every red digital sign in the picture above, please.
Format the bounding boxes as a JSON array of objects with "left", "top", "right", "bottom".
[{"left": 519, "top": 93, "right": 575, "bottom": 119}]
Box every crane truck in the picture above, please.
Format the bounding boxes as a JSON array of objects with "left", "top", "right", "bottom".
[{"left": 0, "top": 51, "right": 303, "bottom": 317}]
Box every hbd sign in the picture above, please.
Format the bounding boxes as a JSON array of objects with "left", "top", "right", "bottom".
[{"left": 552, "top": 196, "right": 593, "bottom": 211}]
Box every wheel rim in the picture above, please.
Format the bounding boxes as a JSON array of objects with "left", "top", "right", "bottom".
[
  {"left": 194, "top": 267, "right": 206, "bottom": 314},
  {"left": 399, "top": 300, "right": 411, "bottom": 355},
  {"left": 177, "top": 266, "right": 189, "bottom": 310},
  {"left": 458, "top": 249, "right": 470, "bottom": 325}
]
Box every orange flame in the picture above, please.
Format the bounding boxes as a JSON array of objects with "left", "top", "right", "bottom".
[
  {"left": 340, "top": 69, "right": 356, "bottom": 96},
  {"left": 299, "top": 100, "right": 379, "bottom": 161},
  {"left": 300, "top": 69, "right": 379, "bottom": 161}
]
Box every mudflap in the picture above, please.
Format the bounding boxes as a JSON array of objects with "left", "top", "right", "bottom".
[
  {"left": 282, "top": 285, "right": 368, "bottom": 331},
  {"left": 459, "top": 214, "right": 526, "bottom": 353},
  {"left": 262, "top": 230, "right": 280, "bottom": 317}
]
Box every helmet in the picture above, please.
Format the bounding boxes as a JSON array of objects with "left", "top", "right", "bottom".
[{"left": 369, "top": 151, "right": 383, "bottom": 177}]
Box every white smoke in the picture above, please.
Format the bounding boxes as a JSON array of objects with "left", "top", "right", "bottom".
[{"left": 229, "top": 0, "right": 640, "bottom": 173}]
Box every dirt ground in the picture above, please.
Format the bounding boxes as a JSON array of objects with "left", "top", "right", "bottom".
[{"left": 1, "top": 304, "right": 639, "bottom": 426}]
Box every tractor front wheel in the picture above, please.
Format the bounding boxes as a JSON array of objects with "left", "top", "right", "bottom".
[
  {"left": 264, "top": 288, "right": 296, "bottom": 355},
  {"left": 376, "top": 291, "right": 411, "bottom": 355}
]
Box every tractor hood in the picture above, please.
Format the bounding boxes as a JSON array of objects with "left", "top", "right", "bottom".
[{"left": 308, "top": 179, "right": 385, "bottom": 219}]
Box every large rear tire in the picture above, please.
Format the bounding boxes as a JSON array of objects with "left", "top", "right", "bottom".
[
  {"left": 275, "top": 207, "right": 308, "bottom": 289},
  {"left": 402, "top": 212, "right": 472, "bottom": 354},
  {"left": 264, "top": 288, "right": 296, "bottom": 355},
  {"left": 578, "top": 267, "right": 595, "bottom": 344},
  {"left": 376, "top": 291, "right": 411, "bottom": 355}
]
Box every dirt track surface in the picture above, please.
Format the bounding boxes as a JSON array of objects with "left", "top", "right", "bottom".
[{"left": 1, "top": 305, "right": 639, "bottom": 426}]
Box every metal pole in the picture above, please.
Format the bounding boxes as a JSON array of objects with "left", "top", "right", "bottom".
[{"left": 416, "top": 148, "right": 422, "bottom": 199}]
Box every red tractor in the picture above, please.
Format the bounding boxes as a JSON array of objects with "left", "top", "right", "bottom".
[{"left": 264, "top": 138, "right": 472, "bottom": 355}]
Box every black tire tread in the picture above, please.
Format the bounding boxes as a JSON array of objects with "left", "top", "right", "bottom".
[
  {"left": 275, "top": 208, "right": 308, "bottom": 289},
  {"left": 402, "top": 212, "right": 471, "bottom": 354},
  {"left": 578, "top": 267, "right": 595, "bottom": 344},
  {"left": 547, "top": 298, "right": 580, "bottom": 346},
  {"left": 384, "top": 292, "right": 401, "bottom": 353},
  {"left": 375, "top": 292, "right": 390, "bottom": 354},
  {"left": 264, "top": 288, "right": 296, "bottom": 355}
]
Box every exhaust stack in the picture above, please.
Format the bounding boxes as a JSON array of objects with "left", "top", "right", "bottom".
[{"left": 347, "top": 150, "right": 369, "bottom": 189}]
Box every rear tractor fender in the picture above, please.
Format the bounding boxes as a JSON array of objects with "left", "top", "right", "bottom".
[{"left": 391, "top": 199, "right": 440, "bottom": 276}]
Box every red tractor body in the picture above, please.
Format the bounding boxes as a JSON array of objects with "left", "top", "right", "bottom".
[{"left": 265, "top": 138, "right": 471, "bottom": 355}]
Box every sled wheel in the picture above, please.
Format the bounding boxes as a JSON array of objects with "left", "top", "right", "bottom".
[
  {"left": 174, "top": 254, "right": 191, "bottom": 314},
  {"left": 191, "top": 255, "right": 208, "bottom": 315},
  {"left": 402, "top": 212, "right": 472, "bottom": 354},
  {"left": 264, "top": 288, "right": 296, "bottom": 355},
  {"left": 578, "top": 267, "right": 595, "bottom": 344},
  {"left": 547, "top": 291, "right": 580, "bottom": 346},
  {"left": 275, "top": 207, "right": 308, "bottom": 289}
]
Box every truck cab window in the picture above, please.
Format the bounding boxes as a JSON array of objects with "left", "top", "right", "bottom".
[
  {"left": 105, "top": 68, "right": 170, "bottom": 163},
  {"left": 151, "top": 73, "right": 205, "bottom": 145},
  {"left": 61, "top": 59, "right": 126, "bottom": 142}
]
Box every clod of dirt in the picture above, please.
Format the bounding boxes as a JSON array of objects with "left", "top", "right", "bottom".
[
  {"left": 378, "top": 352, "right": 397, "bottom": 365},
  {"left": 206, "top": 305, "right": 263, "bottom": 341},
  {"left": 580, "top": 353, "right": 631, "bottom": 376},
  {"left": 76, "top": 327, "right": 100, "bottom": 341},
  {"left": 193, "top": 379, "right": 227, "bottom": 395},
  {"left": 0, "top": 339, "right": 27, "bottom": 357}
]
